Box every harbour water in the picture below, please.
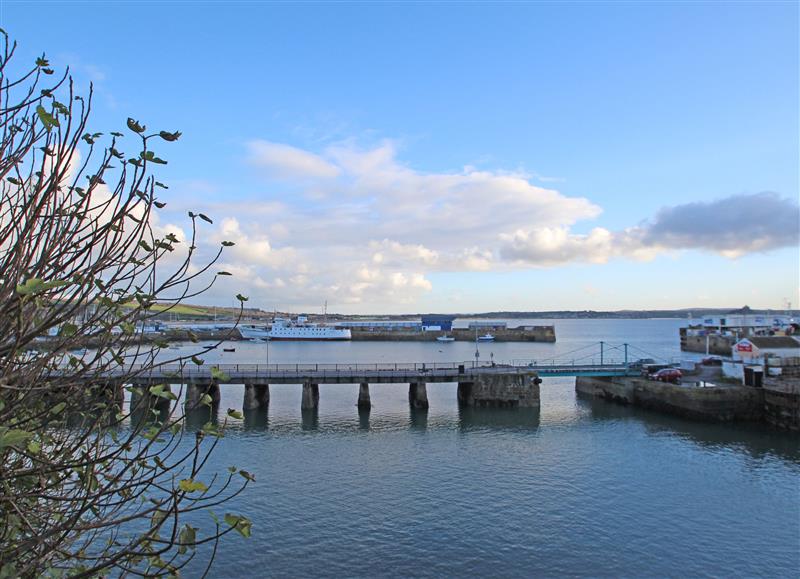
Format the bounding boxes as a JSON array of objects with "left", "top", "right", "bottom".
[{"left": 164, "top": 319, "right": 798, "bottom": 577}]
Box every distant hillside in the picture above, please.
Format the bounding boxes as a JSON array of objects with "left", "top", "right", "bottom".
[{"left": 150, "top": 303, "right": 798, "bottom": 322}]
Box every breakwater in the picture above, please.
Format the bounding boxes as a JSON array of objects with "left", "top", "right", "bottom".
[
  {"left": 576, "top": 375, "right": 799, "bottom": 431},
  {"left": 350, "top": 326, "right": 556, "bottom": 342}
]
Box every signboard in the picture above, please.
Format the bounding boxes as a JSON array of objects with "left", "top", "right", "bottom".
[{"left": 737, "top": 342, "right": 753, "bottom": 352}]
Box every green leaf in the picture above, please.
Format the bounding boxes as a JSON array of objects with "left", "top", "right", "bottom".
[
  {"left": 154, "top": 201, "right": 166, "bottom": 209},
  {"left": 236, "top": 293, "right": 249, "bottom": 303},
  {"left": 224, "top": 514, "right": 252, "bottom": 538},
  {"left": 0, "top": 428, "right": 33, "bottom": 451},
  {"left": 16, "top": 278, "right": 69, "bottom": 295},
  {"left": 217, "top": 271, "right": 232, "bottom": 276},
  {"left": 221, "top": 240, "right": 235, "bottom": 247},
  {"left": 191, "top": 355, "right": 204, "bottom": 366},
  {"left": 226, "top": 408, "right": 243, "bottom": 420},
  {"left": 199, "top": 393, "right": 213, "bottom": 407},
  {"left": 50, "top": 402, "right": 67, "bottom": 415},
  {"left": 138, "top": 240, "right": 153, "bottom": 252},
  {"left": 179, "top": 479, "right": 208, "bottom": 493},
  {"left": 210, "top": 367, "right": 230, "bottom": 382},
  {"left": 178, "top": 524, "right": 196, "bottom": 554},
  {"left": 27, "top": 441, "right": 41, "bottom": 455},
  {"left": 239, "top": 469, "right": 256, "bottom": 482},
  {"left": 149, "top": 384, "right": 177, "bottom": 401},
  {"left": 127, "top": 117, "right": 146, "bottom": 133},
  {"left": 198, "top": 213, "right": 213, "bottom": 224},
  {"left": 139, "top": 150, "right": 167, "bottom": 165},
  {"left": 159, "top": 130, "right": 182, "bottom": 142},
  {"left": 58, "top": 322, "right": 78, "bottom": 338},
  {"left": 155, "top": 181, "right": 169, "bottom": 189},
  {"left": 36, "top": 105, "right": 59, "bottom": 130}
]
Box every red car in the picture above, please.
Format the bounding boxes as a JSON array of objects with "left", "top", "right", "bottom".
[{"left": 650, "top": 368, "right": 682, "bottom": 383}]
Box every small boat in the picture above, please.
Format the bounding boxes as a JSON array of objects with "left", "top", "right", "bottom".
[
  {"left": 436, "top": 335, "right": 455, "bottom": 342},
  {"left": 223, "top": 347, "right": 236, "bottom": 352},
  {"left": 477, "top": 333, "right": 495, "bottom": 342}
]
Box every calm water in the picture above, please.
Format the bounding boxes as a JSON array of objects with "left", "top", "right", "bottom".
[{"left": 159, "top": 319, "right": 799, "bottom": 577}]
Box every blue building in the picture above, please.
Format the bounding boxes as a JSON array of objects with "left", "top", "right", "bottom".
[{"left": 421, "top": 314, "right": 456, "bottom": 331}]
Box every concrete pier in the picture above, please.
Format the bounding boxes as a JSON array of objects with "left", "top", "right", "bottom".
[
  {"left": 302, "top": 382, "right": 320, "bottom": 410},
  {"left": 243, "top": 383, "right": 270, "bottom": 410},
  {"left": 408, "top": 382, "right": 429, "bottom": 409},
  {"left": 357, "top": 382, "right": 371, "bottom": 409},
  {"left": 575, "top": 376, "right": 764, "bottom": 422},
  {"left": 185, "top": 382, "right": 221, "bottom": 410},
  {"left": 457, "top": 373, "right": 541, "bottom": 408}
]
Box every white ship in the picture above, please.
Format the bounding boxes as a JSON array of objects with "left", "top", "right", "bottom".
[{"left": 239, "top": 316, "right": 351, "bottom": 341}]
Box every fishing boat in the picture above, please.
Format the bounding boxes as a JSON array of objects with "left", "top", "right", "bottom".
[
  {"left": 436, "top": 335, "right": 455, "bottom": 342},
  {"left": 477, "top": 333, "right": 495, "bottom": 342}
]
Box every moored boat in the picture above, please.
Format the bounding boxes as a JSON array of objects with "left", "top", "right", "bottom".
[
  {"left": 241, "top": 316, "right": 351, "bottom": 341},
  {"left": 436, "top": 335, "right": 455, "bottom": 342},
  {"left": 477, "top": 333, "right": 495, "bottom": 342}
]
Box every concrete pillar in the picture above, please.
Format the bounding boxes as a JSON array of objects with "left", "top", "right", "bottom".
[
  {"left": 243, "top": 383, "right": 270, "bottom": 410},
  {"left": 457, "top": 382, "right": 474, "bottom": 407},
  {"left": 357, "top": 382, "right": 371, "bottom": 409},
  {"left": 408, "top": 382, "right": 429, "bottom": 409},
  {"left": 185, "top": 382, "right": 220, "bottom": 410},
  {"left": 457, "top": 374, "right": 540, "bottom": 408},
  {"left": 301, "top": 382, "right": 319, "bottom": 410}
]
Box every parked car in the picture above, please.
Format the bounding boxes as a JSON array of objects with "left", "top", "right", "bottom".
[
  {"left": 701, "top": 356, "right": 723, "bottom": 366},
  {"left": 650, "top": 368, "right": 682, "bottom": 383},
  {"left": 629, "top": 358, "right": 656, "bottom": 370}
]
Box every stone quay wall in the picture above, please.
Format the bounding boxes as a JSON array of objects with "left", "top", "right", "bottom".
[{"left": 575, "top": 376, "right": 797, "bottom": 428}]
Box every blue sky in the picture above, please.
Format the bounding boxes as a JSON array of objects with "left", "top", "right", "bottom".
[{"left": 3, "top": 1, "right": 798, "bottom": 313}]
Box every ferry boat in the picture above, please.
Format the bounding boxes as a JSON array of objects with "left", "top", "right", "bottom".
[{"left": 239, "top": 316, "right": 351, "bottom": 341}]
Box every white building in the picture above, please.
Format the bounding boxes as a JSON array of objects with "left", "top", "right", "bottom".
[{"left": 731, "top": 336, "right": 800, "bottom": 363}]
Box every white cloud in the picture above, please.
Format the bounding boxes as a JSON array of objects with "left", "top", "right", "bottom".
[
  {"left": 184, "top": 140, "right": 798, "bottom": 310},
  {"left": 247, "top": 140, "right": 340, "bottom": 180}
]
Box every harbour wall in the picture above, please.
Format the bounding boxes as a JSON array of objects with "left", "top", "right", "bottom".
[
  {"left": 350, "top": 326, "right": 556, "bottom": 342},
  {"left": 576, "top": 376, "right": 799, "bottom": 431},
  {"left": 680, "top": 334, "right": 735, "bottom": 355}
]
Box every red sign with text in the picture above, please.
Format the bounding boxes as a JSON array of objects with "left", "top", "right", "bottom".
[{"left": 737, "top": 343, "right": 753, "bottom": 352}]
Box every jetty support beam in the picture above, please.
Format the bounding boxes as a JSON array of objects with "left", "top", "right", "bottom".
[
  {"left": 185, "top": 381, "right": 220, "bottom": 410},
  {"left": 408, "top": 382, "right": 429, "bottom": 409},
  {"left": 358, "top": 382, "right": 371, "bottom": 410},
  {"left": 243, "top": 383, "right": 270, "bottom": 410},
  {"left": 457, "top": 373, "right": 540, "bottom": 408},
  {"left": 301, "top": 382, "right": 319, "bottom": 410}
]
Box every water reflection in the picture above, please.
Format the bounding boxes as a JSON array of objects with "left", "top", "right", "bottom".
[
  {"left": 579, "top": 397, "right": 800, "bottom": 464},
  {"left": 301, "top": 408, "right": 319, "bottom": 431},
  {"left": 357, "top": 407, "right": 371, "bottom": 431},
  {"left": 409, "top": 407, "right": 428, "bottom": 430},
  {"left": 184, "top": 404, "right": 220, "bottom": 431},
  {"left": 243, "top": 409, "right": 269, "bottom": 430},
  {"left": 458, "top": 406, "right": 540, "bottom": 431}
]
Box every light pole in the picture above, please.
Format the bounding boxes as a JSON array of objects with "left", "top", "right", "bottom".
[{"left": 474, "top": 327, "right": 480, "bottom": 368}]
